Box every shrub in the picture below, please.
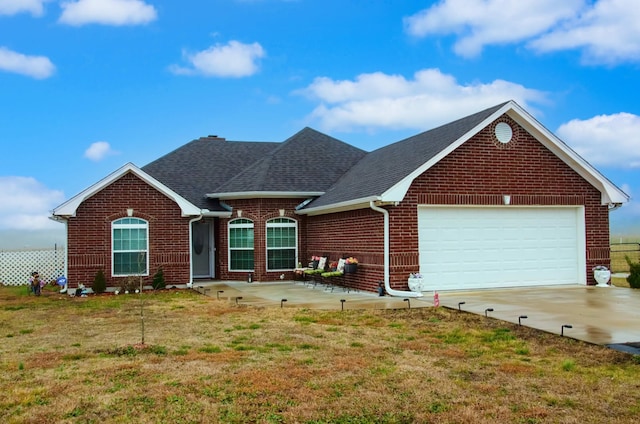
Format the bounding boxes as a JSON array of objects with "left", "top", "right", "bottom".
[
  {"left": 119, "top": 276, "right": 140, "bottom": 293},
  {"left": 93, "top": 269, "right": 107, "bottom": 294},
  {"left": 626, "top": 256, "right": 640, "bottom": 289},
  {"left": 152, "top": 268, "right": 166, "bottom": 290}
]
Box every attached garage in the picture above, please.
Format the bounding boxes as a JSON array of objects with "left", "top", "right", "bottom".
[{"left": 417, "top": 206, "right": 586, "bottom": 290}]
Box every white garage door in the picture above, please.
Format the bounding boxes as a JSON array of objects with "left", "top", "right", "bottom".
[{"left": 417, "top": 206, "right": 585, "bottom": 290}]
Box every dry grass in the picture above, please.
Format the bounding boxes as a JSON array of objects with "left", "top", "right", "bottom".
[
  {"left": 610, "top": 237, "right": 640, "bottom": 274},
  {"left": 2, "top": 285, "right": 640, "bottom": 424}
]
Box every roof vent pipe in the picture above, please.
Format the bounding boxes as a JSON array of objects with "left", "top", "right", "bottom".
[{"left": 369, "top": 201, "right": 422, "bottom": 298}]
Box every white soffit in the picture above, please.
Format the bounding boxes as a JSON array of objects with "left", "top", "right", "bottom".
[{"left": 52, "top": 163, "right": 201, "bottom": 218}]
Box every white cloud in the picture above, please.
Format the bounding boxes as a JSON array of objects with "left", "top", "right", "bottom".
[
  {"left": 404, "top": 0, "right": 582, "bottom": 57},
  {"left": 84, "top": 141, "right": 118, "bottom": 161},
  {"left": 299, "top": 68, "right": 546, "bottom": 132},
  {"left": 557, "top": 113, "right": 640, "bottom": 168},
  {"left": 170, "top": 40, "right": 266, "bottom": 78},
  {"left": 529, "top": 0, "right": 640, "bottom": 65},
  {"left": 404, "top": 0, "right": 640, "bottom": 65},
  {"left": 59, "top": 0, "right": 157, "bottom": 26},
  {"left": 0, "top": 176, "right": 65, "bottom": 230},
  {"left": 0, "top": 46, "right": 55, "bottom": 79},
  {"left": 0, "top": 0, "right": 48, "bottom": 16}
]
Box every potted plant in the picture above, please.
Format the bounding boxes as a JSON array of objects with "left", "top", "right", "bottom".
[
  {"left": 344, "top": 257, "right": 358, "bottom": 273},
  {"left": 592, "top": 265, "right": 611, "bottom": 287}
]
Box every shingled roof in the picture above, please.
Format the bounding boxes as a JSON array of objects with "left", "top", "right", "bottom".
[
  {"left": 142, "top": 128, "right": 366, "bottom": 209},
  {"left": 211, "top": 127, "right": 367, "bottom": 196},
  {"left": 142, "top": 136, "right": 279, "bottom": 210},
  {"left": 303, "top": 102, "right": 509, "bottom": 210}
]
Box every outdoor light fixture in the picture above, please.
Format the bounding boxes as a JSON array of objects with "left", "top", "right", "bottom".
[
  {"left": 281, "top": 299, "right": 287, "bottom": 308},
  {"left": 458, "top": 301, "right": 466, "bottom": 311},
  {"left": 485, "top": 308, "right": 494, "bottom": 317},
  {"left": 340, "top": 299, "right": 346, "bottom": 311},
  {"left": 217, "top": 290, "right": 224, "bottom": 300},
  {"left": 561, "top": 324, "right": 573, "bottom": 337},
  {"left": 235, "top": 296, "right": 243, "bottom": 304},
  {"left": 404, "top": 298, "right": 411, "bottom": 309},
  {"left": 127, "top": 208, "right": 134, "bottom": 217},
  {"left": 519, "top": 315, "right": 528, "bottom": 326}
]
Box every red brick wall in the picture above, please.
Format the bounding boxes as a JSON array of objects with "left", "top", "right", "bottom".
[
  {"left": 66, "top": 172, "right": 192, "bottom": 289},
  {"left": 217, "top": 198, "right": 306, "bottom": 282},
  {"left": 391, "top": 115, "right": 608, "bottom": 287},
  {"left": 305, "top": 209, "right": 385, "bottom": 293},
  {"left": 306, "top": 115, "right": 610, "bottom": 292}
]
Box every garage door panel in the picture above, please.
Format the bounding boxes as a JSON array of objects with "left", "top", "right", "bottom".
[{"left": 418, "top": 207, "right": 583, "bottom": 290}]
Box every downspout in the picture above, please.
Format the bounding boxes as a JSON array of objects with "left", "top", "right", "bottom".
[
  {"left": 187, "top": 214, "right": 204, "bottom": 288},
  {"left": 369, "top": 201, "right": 423, "bottom": 298}
]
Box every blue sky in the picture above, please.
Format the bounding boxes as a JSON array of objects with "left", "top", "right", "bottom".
[{"left": 1, "top": 0, "right": 639, "bottom": 248}]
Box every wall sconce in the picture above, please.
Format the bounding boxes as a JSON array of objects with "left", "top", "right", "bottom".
[
  {"left": 237, "top": 210, "right": 242, "bottom": 217},
  {"left": 503, "top": 195, "right": 511, "bottom": 205},
  {"left": 126, "top": 208, "right": 134, "bottom": 217},
  {"left": 279, "top": 209, "right": 285, "bottom": 217}
]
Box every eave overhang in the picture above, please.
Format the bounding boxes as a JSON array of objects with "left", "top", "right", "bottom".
[
  {"left": 52, "top": 162, "right": 202, "bottom": 219},
  {"left": 375, "top": 100, "right": 629, "bottom": 208},
  {"left": 206, "top": 191, "right": 325, "bottom": 200}
]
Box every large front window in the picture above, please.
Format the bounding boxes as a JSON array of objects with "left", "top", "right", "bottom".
[
  {"left": 266, "top": 218, "right": 297, "bottom": 270},
  {"left": 112, "top": 217, "right": 148, "bottom": 276},
  {"left": 229, "top": 218, "right": 254, "bottom": 271}
]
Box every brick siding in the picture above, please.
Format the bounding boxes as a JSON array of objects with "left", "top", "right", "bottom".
[
  {"left": 66, "top": 115, "right": 611, "bottom": 292},
  {"left": 66, "top": 172, "right": 192, "bottom": 289}
]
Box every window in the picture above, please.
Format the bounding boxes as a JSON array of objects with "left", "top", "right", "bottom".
[
  {"left": 229, "top": 218, "right": 254, "bottom": 271},
  {"left": 112, "top": 217, "right": 148, "bottom": 276},
  {"left": 266, "top": 218, "right": 297, "bottom": 270}
]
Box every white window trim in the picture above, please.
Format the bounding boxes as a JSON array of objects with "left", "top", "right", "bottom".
[
  {"left": 111, "top": 217, "right": 149, "bottom": 277},
  {"left": 228, "top": 218, "right": 255, "bottom": 272},
  {"left": 266, "top": 217, "right": 298, "bottom": 272}
]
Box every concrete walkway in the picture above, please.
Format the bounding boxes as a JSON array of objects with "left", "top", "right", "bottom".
[{"left": 193, "top": 281, "right": 640, "bottom": 350}]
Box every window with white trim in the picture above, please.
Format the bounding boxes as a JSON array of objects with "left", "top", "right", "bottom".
[
  {"left": 229, "top": 218, "right": 254, "bottom": 271},
  {"left": 266, "top": 217, "right": 297, "bottom": 271},
  {"left": 112, "top": 217, "right": 148, "bottom": 276}
]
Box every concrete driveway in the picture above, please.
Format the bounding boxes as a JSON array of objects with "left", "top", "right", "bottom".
[
  {"left": 195, "top": 281, "right": 640, "bottom": 351},
  {"left": 436, "top": 285, "right": 640, "bottom": 350}
]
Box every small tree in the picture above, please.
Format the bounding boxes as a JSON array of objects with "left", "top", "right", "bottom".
[
  {"left": 93, "top": 269, "right": 107, "bottom": 294},
  {"left": 626, "top": 256, "right": 640, "bottom": 289},
  {"left": 152, "top": 267, "right": 166, "bottom": 290}
]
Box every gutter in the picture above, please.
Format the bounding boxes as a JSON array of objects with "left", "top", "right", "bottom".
[{"left": 369, "top": 201, "right": 423, "bottom": 298}]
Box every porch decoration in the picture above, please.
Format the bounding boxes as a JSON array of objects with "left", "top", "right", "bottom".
[
  {"left": 344, "top": 257, "right": 358, "bottom": 273},
  {"left": 592, "top": 265, "right": 611, "bottom": 287},
  {"left": 408, "top": 273, "right": 424, "bottom": 292},
  {"left": 311, "top": 255, "right": 322, "bottom": 269}
]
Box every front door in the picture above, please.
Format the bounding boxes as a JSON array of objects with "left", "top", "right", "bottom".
[{"left": 192, "top": 221, "right": 214, "bottom": 278}]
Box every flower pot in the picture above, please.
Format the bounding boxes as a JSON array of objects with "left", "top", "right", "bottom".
[
  {"left": 408, "top": 277, "right": 424, "bottom": 292},
  {"left": 594, "top": 269, "right": 611, "bottom": 287},
  {"left": 344, "top": 263, "right": 357, "bottom": 274}
]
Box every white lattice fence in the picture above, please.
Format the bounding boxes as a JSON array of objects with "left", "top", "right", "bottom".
[{"left": 0, "top": 247, "right": 66, "bottom": 286}]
